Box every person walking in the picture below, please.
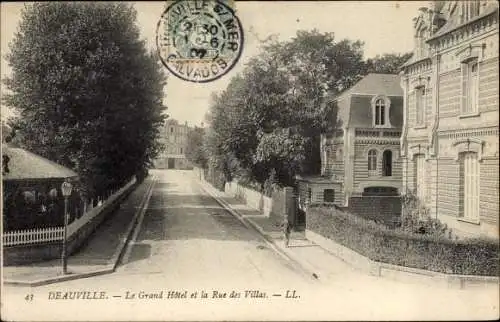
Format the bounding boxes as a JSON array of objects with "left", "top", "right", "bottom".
[{"left": 283, "top": 216, "right": 292, "bottom": 248}]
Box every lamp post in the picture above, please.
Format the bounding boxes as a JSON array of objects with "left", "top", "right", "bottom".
[{"left": 61, "top": 180, "right": 73, "bottom": 275}]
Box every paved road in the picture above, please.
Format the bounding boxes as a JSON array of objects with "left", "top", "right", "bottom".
[
  {"left": 2, "top": 170, "right": 498, "bottom": 321},
  {"left": 118, "top": 169, "right": 313, "bottom": 289}
]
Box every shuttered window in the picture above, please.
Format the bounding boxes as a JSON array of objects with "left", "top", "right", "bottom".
[
  {"left": 415, "top": 154, "right": 426, "bottom": 201},
  {"left": 462, "top": 152, "right": 480, "bottom": 221},
  {"left": 461, "top": 60, "right": 479, "bottom": 114},
  {"left": 415, "top": 86, "right": 425, "bottom": 126}
]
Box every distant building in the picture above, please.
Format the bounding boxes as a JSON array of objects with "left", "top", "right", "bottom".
[
  {"left": 297, "top": 74, "right": 403, "bottom": 218},
  {"left": 400, "top": 1, "right": 499, "bottom": 238},
  {"left": 154, "top": 119, "right": 192, "bottom": 169}
]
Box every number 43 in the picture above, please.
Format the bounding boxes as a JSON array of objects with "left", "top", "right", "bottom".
[{"left": 25, "top": 294, "right": 34, "bottom": 301}]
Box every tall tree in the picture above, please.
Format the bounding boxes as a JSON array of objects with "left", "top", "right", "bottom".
[
  {"left": 365, "top": 52, "right": 413, "bottom": 74},
  {"left": 3, "top": 2, "right": 167, "bottom": 196},
  {"left": 185, "top": 126, "right": 208, "bottom": 168},
  {"left": 205, "top": 30, "right": 366, "bottom": 187}
]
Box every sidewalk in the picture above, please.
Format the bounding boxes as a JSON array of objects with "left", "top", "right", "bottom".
[
  {"left": 197, "top": 177, "right": 359, "bottom": 282},
  {"left": 2, "top": 176, "right": 156, "bottom": 286}
]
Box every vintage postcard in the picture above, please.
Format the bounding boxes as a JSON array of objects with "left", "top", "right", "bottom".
[{"left": 1, "top": 1, "right": 499, "bottom": 321}]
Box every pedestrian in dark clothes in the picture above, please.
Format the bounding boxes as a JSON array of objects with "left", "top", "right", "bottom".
[{"left": 283, "top": 217, "right": 292, "bottom": 247}]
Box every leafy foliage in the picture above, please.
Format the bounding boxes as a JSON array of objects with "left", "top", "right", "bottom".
[
  {"left": 308, "top": 206, "right": 499, "bottom": 276},
  {"left": 185, "top": 126, "right": 208, "bottom": 168},
  {"left": 365, "top": 52, "right": 413, "bottom": 74},
  {"left": 3, "top": 3, "right": 167, "bottom": 196},
  {"left": 204, "top": 30, "right": 367, "bottom": 187},
  {"left": 400, "top": 190, "right": 454, "bottom": 239}
]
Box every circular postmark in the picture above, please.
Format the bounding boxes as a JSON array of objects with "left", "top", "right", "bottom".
[{"left": 156, "top": 0, "right": 244, "bottom": 83}]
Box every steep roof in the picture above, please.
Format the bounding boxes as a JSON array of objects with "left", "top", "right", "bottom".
[
  {"left": 2, "top": 144, "right": 78, "bottom": 180},
  {"left": 345, "top": 73, "right": 402, "bottom": 97},
  {"left": 326, "top": 73, "right": 403, "bottom": 128}
]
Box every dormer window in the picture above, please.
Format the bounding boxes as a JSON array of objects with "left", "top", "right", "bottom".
[
  {"left": 372, "top": 95, "right": 391, "bottom": 128},
  {"left": 375, "top": 99, "right": 385, "bottom": 126}
]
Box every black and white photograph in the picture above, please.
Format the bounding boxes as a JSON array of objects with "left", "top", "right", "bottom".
[{"left": 1, "top": 1, "right": 499, "bottom": 321}]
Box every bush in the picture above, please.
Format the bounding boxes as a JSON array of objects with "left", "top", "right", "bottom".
[
  {"left": 400, "top": 190, "right": 454, "bottom": 239},
  {"left": 205, "top": 167, "right": 226, "bottom": 191},
  {"left": 307, "top": 206, "right": 499, "bottom": 276}
]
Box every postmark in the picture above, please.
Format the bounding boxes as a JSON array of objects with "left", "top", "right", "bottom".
[{"left": 156, "top": 0, "right": 244, "bottom": 83}]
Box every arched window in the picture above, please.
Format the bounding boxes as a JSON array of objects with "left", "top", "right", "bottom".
[
  {"left": 375, "top": 99, "right": 386, "bottom": 126},
  {"left": 368, "top": 149, "right": 377, "bottom": 176},
  {"left": 382, "top": 150, "right": 392, "bottom": 176}
]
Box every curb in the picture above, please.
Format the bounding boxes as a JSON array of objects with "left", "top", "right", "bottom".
[
  {"left": 194, "top": 177, "right": 320, "bottom": 282},
  {"left": 111, "top": 176, "right": 156, "bottom": 270},
  {"left": 3, "top": 176, "right": 157, "bottom": 287},
  {"left": 306, "top": 229, "right": 500, "bottom": 290}
]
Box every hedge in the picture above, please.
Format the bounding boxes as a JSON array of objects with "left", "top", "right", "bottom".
[{"left": 307, "top": 206, "right": 499, "bottom": 276}]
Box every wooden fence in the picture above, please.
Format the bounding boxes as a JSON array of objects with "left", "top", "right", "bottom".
[
  {"left": 3, "top": 227, "right": 64, "bottom": 246},
  {"left": 2, "top": 177, "right": 136, "bottom": 247}
]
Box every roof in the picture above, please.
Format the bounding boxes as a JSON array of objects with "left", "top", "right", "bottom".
[
  {"left": 325, "top": 73, "right": 403, "bottom": 128},
  {"left": 428, "top": 2, "right": 499, "bottom": 41},
  {"left": 2, "top": 144, "right": 78, "bottom": 180},
  {"left": 331, "top": 73, "right": 403, "bottom": 102}
]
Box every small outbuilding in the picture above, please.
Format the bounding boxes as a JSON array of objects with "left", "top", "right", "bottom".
[{"left": 2, "top": 141, "right": 79, "bottom": 231}]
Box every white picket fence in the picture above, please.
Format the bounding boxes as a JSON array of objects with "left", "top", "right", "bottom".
[
  {"left": 2, "top": 177, "right": 136, "bottom": 247},
  {"left": 3, "top": 227, "right": 64, "bottom": 246}
]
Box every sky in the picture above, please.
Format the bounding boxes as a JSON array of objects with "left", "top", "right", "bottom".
[{"left": 1, "top": 1, "right": 423, "bottom": 126}]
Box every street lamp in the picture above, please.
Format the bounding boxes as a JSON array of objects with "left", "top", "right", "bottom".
[{"left": 61, "top": 180, "right": 73, "bottom": 275}]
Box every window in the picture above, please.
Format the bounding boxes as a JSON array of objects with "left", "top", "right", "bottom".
[
  {"left": 415, "top": 86, "right": 426, "bottom": 126},
  {"left": 323, "top": 189, "right": 335, "bottom": 203},
  {"left": 363, "top": 187, "right": 398, "bottom": 196},
  {"left": 180, "top": 148, "right": 183, "bottom": 154},
  {"left": 461, "top": 60, "right": 479, "bottom": 115},
  {"left": 170, "top": 127, "right": 174, "bottom": 133},
  {"left": 368, "top": 149, "right": 377, "bottom": 176},
  {"left": 375, "top": 99, "right": 385, "bottom": 126},
  {"left": 372, "top": 96, "right": 391, "bottom": 127},
  {"left": 414, "top": 154, "right": 426, "bottom": 201},
  {"left": 307, "top": 188, "right": 312, "bottom": 203},
  {"left": 461, "top": 152, "right": 480, "bottom": 222},
  {"left": 382, "top": 150, "right": 392, "bottom": 176},
  {"left": 336, "top": 147, "right": 343, "bottom": 162}
]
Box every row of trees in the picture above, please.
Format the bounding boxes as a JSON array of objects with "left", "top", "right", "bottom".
[
  {"left": 3, "top": 3, "right": 167, "bottom": 197},
  {"left": 186, "top": 30, "right": 411, "bottom": 189}
]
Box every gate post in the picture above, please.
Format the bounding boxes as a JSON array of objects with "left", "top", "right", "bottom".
[{"left": 283, "top": 187, "right": 296, "bottom": 226}]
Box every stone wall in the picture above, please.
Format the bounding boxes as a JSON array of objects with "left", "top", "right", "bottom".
[{"left": 224, "top": 180, "right": 294, "bottom": 224}]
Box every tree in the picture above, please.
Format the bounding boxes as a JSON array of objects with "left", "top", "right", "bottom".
[
  {"left": 3, "top": 2, "right": 167, "bottom": 196},
  {"left": 185, "top": 126, "right": 208, "bottom": 168},
  {"left": 204, "top": 30, "right": 366, "bottom": 187},
  {"left": 365, "top": 52, "right": 413, "bottom": 74}
]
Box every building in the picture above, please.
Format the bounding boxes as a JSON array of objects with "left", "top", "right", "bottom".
[
  {"left": 400, "top": 1, "right": 499, "bottom": 238},
  {"left": 2, "top": 123, "right": 79, "bottom": 231},
  {"left": 154, "top": 118, "right": 192, "bottom": 169},
  {"left": 297, "top": 73, "right": 403, "bottom": 222}
]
